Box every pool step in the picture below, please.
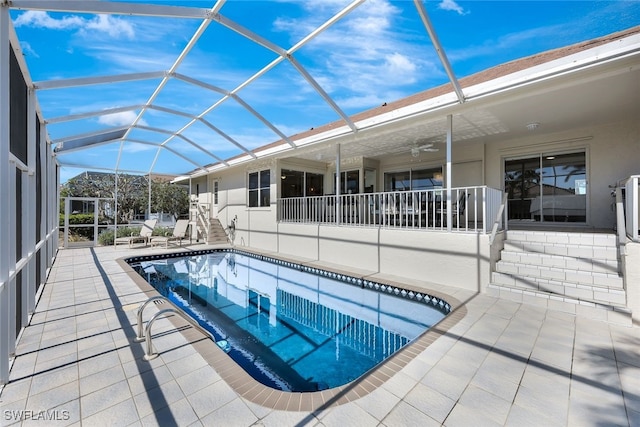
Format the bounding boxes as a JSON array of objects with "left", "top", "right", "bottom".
[{"left": 489, "top": 230, "right": 631, "bottom": 326}]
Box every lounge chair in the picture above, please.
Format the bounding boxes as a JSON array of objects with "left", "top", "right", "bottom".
[
  {"left": 115, "top": 219, "right": 157, "bottom": 248},
  {"left": 151, "top": 219, "right": 190, "bottom": 248}
]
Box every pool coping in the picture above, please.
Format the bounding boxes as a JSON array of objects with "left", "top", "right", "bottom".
[{"left": 116, "top": 248, "right": 467, "bottom": 412}]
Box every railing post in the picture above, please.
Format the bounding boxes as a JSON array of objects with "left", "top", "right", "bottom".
[
  {"left": 617, "top": 187, "right": 628, "bottom": 246},
  {"left": 627, "top": 176, "right": 639, "bottom": 242}
]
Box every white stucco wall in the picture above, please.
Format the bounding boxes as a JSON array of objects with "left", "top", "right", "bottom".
[
  {"left": 276, "top": 223, "right": 492, "bottom": 294},
  {"left": 484, "top": 118, "right": 640, "bottom": 229},
  {"left": 623, "top": 242, "right": 640, "bottom": 325},
  {"left": 191, "top": 117, "right": 638, "bottom": 300}
]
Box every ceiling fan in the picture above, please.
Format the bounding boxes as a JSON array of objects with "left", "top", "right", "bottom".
[{"left": 410, "top": 141, "right": 440, "bottom": 157}]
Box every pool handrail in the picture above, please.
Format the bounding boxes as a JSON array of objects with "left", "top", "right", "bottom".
[{"left": 135, "top": 295, "right": 218, "bottom": 360}]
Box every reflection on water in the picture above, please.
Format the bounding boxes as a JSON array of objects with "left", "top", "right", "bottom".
[{"left": 131, "top": 251, "right": 448, "bottom": 392}]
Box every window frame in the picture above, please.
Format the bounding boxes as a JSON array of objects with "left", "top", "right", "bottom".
[{"left": 248, "top": 169, "right": 271, "bottom": 208}]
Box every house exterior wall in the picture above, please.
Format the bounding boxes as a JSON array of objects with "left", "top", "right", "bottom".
[
  {"left": 624, "top": 242, "right": 640, "bottom": 324},
  {"left": 194, "top": 116, "right": 638, "bottom": 306},
  {"left": 485, "top": 118, "right": 640, "bottom": 230},
  {"left": 276, "top": 224, "right": 491, "bottom": 294}
]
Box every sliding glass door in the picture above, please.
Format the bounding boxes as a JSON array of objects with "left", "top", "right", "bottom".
[{"left": 505, "top": 151, "right": 586, "bottom": 223}]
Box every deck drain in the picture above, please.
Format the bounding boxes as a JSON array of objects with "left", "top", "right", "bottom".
[{"left": 154, "top": 299, "right": 165, "bottom": 305}]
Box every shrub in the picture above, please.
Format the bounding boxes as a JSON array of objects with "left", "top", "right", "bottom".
[
  {"left": 97, "top": 226, "right": 140, "bottom": 246},
  {"left": 95, "top": 224, "right": 176, "bottom": 246}
]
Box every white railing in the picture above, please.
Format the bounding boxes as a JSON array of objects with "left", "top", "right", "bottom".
[
  {"left": 625, "top": 175, "right": 639, "bottom": 242},
  {"left": 189, "top": 202, "right": 210, "bottom": 241},
  {"left": 278, "top": 186, "right": 505, "bottom": 233}
]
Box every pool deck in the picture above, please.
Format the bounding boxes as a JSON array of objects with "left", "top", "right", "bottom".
[{"left": 1, "top": 244, "right": 639, "bottom": 426}]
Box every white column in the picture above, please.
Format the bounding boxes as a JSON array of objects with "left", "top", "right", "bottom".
[
  {"left": 0, "top": 3, "right": 11, "bottom": 384},
  {"left": 53, "top": 157, "right": 60, "bottom": 254},
  {"left": 335, "top": 144, "right": 341, "bottom": 225},
  {"left": 446, "top": 114, "right": 452, "bottom": 232},
  {"left": 113, "top": 173, "right": 119, "bottom": 247},
  {"left": 39, "top": 121, "right": 47, "bottom": 298},
  {"left": 25, "top": 88, "right": 36, "bottom": 320}
]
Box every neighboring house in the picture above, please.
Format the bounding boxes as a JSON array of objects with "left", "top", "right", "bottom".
[{"left": 182, "top": 26, "right": 640, "bottom": 322}]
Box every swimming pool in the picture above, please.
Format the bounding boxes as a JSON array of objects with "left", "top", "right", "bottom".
[{"left": 128, "top": 249, "right": 451, "bottom": 392}]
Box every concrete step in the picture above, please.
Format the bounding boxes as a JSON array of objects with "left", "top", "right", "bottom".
[
  {"left": 499, "top": 250, "right": 619, "bottom": 274},
  {"left": 487, "top": 283, "right": 631, "bottom": 327},
  {"left": 491, "top": 230, "right": 629, "bottom": 325},
  {"left": 491, "top": 271, "right": 626, "bottom": 306},
  {"left": 506, "top": 230, "right": 617, "bottom": 246},
  {"left": 503, "top": 240, "right": 619, "bottom": 260},
  {"left": 494, "top": 260, "right": 623, "bottom": 288},
  {"left": 206, "top": 219, "right": 229, "bottom": 244}
]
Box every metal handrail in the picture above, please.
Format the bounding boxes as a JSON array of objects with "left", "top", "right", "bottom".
[
  {"left": 135, "top": 296, "right": 168, "bottom": 342},
  {"left": 135, "top": 296, "right": 218, "bottom": 360},
  {"left": 489, "top": 192, "right": 509, "bottom": 244}
]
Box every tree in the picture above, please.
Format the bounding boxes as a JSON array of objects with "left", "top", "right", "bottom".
[
  {"left": 60, "top": 172, "right": 190, "bottom": 224},
  {"left": 61, "top": 172, "right": 149, "bottom": 223},
  {"left": 151, "top": 180, "right": 189, "bottom": 221}
]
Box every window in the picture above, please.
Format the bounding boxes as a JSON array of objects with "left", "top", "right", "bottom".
[
  {"left": 333, "top": 170, "right": 359, "bottom": 194},
  {"left": 384, "top": 167, "right": 442, "bottom": 191},
  {"left": 505, "top": 151, "right": 586, "bottom": 222},
  {"left": 281, "top": 169, "right": 324, "bottom": 198},
  {"left": 213, "top": 181, "right": 219, "bottom": 204},
  {"left": 248, "top": 169, "right": 270, "bottom": 207}
]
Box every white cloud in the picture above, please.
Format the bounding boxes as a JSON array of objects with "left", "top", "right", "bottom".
[
  {"left": 14, "top": 11, "right": 84, "bottom": 30},
  {"left": 438, "top": 0, "right": 467, "bottom": 15},
  {"left": 13, "top": 10, "right": 135, "bottom": 39},
  {"left": 98, "top": 111, "right": 147, "bottom": 127},
  {"left": 19, "top": 41, "right": 39, "bottom": 58},
  {"left": 83, "top": 15, "right": 135, "bottom": 39},
  {"left": 272, "top": 0, "right": 436, "bottom": 109}
]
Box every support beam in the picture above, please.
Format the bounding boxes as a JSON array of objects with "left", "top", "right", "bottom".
[
  {"left": 119, "top": 1, "right": 225, "bottom": 173},
  {"left": 46, "top": 104, "right": 145, "bottom": 124},
  {"left": 288, "top": 56, "right": 357, "bottom": 132},
  {"left": 446, "top": 114, "right": 452, "bottom": 232},
  {"left": 413, "top": 0, "right": 465, "bottom": 104},
  {"left": 336, "top": 144, "right": 341, "bottom": 226},
  {"left": 126, "top": 138, "right": 209, "bottom": 174},
  {"left": 34, "top": 71, "right": 166, "bottom": 90},
  {"left": 10, "top": 1, "right": 210, "bottom": 19},
  {"left": 26, "top": 88, "right": 36, "bottom": 320},
  {"left": 0, "top": 3, "right": 11, "bottom": 385}
]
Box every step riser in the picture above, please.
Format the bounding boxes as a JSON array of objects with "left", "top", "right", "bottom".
[
  {"left": 487, "top": 285, "right": 631, "bottom": 327},
  {"left": 495, "top": 261, "right": 623, "bottom": 287},
  {"left": 503, "top": 241, "right": 618, "bottom": 260},
  {"left": 500, "top": 251, "right": 619, "bottom": 274},
  {"left": 491, "top": 272, "right": 626, "bottom": 306},
  {"left": 493, "top": 231, "right": 628, "bottom": 324},
  {"left": 506, "top": 231, "right": 617, "bottom": 246}
]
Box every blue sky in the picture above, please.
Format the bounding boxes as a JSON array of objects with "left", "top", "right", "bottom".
[{"left": 10, "top": 0, "right": 640, "bottom": 182}]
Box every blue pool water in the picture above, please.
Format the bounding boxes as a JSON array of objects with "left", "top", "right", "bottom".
[{"left": 128, "top": 250, "right": 450, "bottom": 392}]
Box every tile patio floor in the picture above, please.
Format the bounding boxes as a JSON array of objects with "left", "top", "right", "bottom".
[{"left": 1, "top": 244, "right": 639, "bottom": 426}]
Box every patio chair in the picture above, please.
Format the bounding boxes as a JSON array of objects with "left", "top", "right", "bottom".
[
  {"left": 436, "top": 191, "right": 468, "bottom": 227},
  {"left": 150, "top": 219, "right": 190, "bottom": 249},
  {"left": 115, "top": 219, "right": 157, "bottom": 248}
]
